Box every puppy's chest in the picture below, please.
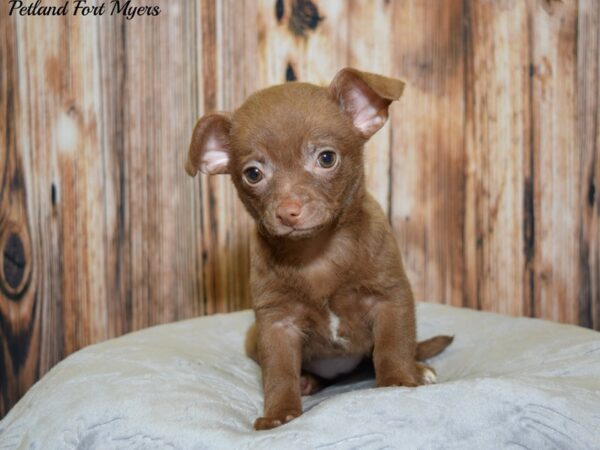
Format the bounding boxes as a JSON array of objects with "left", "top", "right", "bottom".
[
  {"left": 304, "top": 294, "right": 375, "bottom": 357},
  {"left": 290, "top": 257, "right": 375, "bottom": 353}
]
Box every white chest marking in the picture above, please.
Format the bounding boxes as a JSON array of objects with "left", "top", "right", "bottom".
[{"left": 328, "top": 309, "right": 347, "bottom": 345}]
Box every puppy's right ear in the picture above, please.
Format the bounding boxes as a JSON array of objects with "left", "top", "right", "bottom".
[
  {"left": 185, "top": 113, "right": 232, "bottom": 176},
  {"left": 329, "top": 68, "right": 405, "bottom": 139}
]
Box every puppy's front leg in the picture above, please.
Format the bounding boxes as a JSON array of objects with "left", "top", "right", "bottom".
[
  {"left": 372, "top": 300, "right": 433, "bottom": 387},
  {"left": 254, "top": 319, "right": 303, "bottom": 430}
]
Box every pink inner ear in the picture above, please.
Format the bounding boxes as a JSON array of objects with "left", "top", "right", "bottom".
[
  {"left": 346, "top": 87, "right": 386, "bottom": 136},
  {"left": 200, "top": 136, "right": 229, "bottom": 174}
]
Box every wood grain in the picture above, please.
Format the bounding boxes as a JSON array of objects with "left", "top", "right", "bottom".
[
  {"left": 348, "top": 0, "right": 393, "bottom": 209},
  {"left": 0, "top": 0, "right": 39, "bottom": 417},
  {"left": 464, "top": 0, "right": 531, "bottom": 316},
  {"left": 108, "top": 2, "right": 200, "bottom": 327},
  {"left": 531, "top": 0, "right": 580, "bottom": 325},
  {"left": 390, "top": 0, "right": 466, "bottom": 307},
  {"left": 575, "top": 0, "right": 599, "bottom": 330},
  {"left": 257, "top": 0, "right": 348, "bottom": 86},
  {"left": 1, "top": 0, "right": 598, "bottom": 418},
  {"left": 197, "top": 0, "right": 256, "bottom": 314},
  {"left": 217, "top": 0, "right": 257, "bottom": 312}
]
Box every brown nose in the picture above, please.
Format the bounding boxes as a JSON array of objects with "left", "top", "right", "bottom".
[{"left": 276, "top": 200, "right": 303, "bottom": 227}]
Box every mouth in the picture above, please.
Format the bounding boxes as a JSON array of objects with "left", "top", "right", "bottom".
[
  {"left": 279, "top": 224, "right": 325, "bottom": 239},
  {"left": 289, "top": 225, "right": 320, "bottom": 234},
  {"left": 258, "top": 218, "right": 331, "bottom": 239}
]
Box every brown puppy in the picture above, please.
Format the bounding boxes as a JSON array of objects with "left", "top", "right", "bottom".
[{"left": 186, "top": 68, "right": 453, "bottom": 430}]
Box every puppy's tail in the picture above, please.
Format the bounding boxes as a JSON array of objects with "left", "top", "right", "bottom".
[{"left": 416, "top": 335, "right": 454, "bottom": 360}]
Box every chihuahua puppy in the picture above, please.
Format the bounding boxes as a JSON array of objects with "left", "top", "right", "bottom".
[{"left": 186, "top": 68, "right": 453, "bottom": 430}]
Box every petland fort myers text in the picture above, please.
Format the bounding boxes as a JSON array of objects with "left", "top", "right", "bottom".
[{"left": 8, "top": 0, "right": 161, "bottom": 20}]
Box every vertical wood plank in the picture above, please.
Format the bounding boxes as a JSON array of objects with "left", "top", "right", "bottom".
[
  {"left": 100, "top": 2, "right": 201, "bottom": 328},
  {"left": 390, "top": 0, "right": 466, "bottom": 306},
  {"left": 219, "top": 0, "right": 259, "bottom": 312},
  {"left": 347, "top": 0, "right": 393, "bottom": 211},
  {"left": 145, "top": 2, "right": 200, "bottom": 323},
  {"left": 96, "top": 14, "right": 132, "bottom": 337},
  {"left": 196, "top": 0, "right": 259, "bottom": 314},
  {"left": 0, "top": 1, "right": 40, "bottom": 418},
  {"left": 531, "top": 0, "right": 580, "bottom": 324},
  {"left": 197, "top": 0, "right": 219, "bottom": 314},
  {"left": 464, "top": 1, "right": 531, "bottom": 316},
  {"left": 68, "top": 11, "right": 109, "bottom": 349},
  {"left": 576, "top": 0, "right": 600, "bottom": 330}
]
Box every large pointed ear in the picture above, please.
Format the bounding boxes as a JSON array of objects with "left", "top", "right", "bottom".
[
  {"left": 329, "top": 68, "right": 405, "bottom": 139},
  {"left": 185, "top": 112, "right": 232, "bottom": 176}
]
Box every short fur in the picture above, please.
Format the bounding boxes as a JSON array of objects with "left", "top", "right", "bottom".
[{"left": 186, "top": 68, "right": 453, "bottom": 430}]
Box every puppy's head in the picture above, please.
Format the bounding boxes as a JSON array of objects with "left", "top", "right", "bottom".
[{"left": 186, "top": 68, "right": 405, "bottom": 239}]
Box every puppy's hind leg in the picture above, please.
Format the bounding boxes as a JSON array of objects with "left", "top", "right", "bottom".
[
  {"left": 300, "top": 372, "right": 323, "bottom": 396},
  {"left": 245, "top": 322, "right": 259, "bottom": 362}
]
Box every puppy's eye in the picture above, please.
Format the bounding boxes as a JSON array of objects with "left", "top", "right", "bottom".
[
  {"left": 243, "top": 167, "right": 263, "bottom": 184},
  {"left": 317, "top": 151, "right": 337, "bottom": 169}
]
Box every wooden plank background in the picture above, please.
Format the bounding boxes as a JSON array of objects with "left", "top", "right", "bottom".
[{"left": 0, "top": 0, "right": 598, "bottom": 417}]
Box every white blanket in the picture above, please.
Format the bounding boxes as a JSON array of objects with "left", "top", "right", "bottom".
[{"left": 1, "top": 303, "right": 599, "bottom": 449}]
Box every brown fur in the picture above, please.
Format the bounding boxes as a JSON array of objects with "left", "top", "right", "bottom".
[{"left": 186, "top": 68, "right": 453, "bottom": 430}]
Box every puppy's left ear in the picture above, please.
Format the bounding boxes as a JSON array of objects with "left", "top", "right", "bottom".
[
  {"left": 329, "top": 68, "right": 405, "bottom": 139},
  {"left": 185, "top": 112, "right": 232, "bottom": 177}
]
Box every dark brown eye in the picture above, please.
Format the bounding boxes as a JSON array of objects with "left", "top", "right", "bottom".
[
  {"left": 243, "top": 167, "right": 263, "bottom": 184},
  {"left": 317, "top": 151, "right": 337, "bottom": 169}
]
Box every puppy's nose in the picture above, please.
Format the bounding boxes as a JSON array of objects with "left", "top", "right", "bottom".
[{"left": 276, "top": 200, "right": 303, "bottom": 227}]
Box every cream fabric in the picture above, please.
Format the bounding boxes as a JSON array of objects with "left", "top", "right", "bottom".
[{"left": 1, "top": 303, "right": 599, "bottom": 449}]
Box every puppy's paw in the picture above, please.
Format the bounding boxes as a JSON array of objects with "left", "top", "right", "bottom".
[
  {"left": 300, "top": 373, "right": 322, "bottom": 396},
  {"left": 377, "top": 362, "right": 438, "bottom": 388},
  {"left": 254, "top": 411, "right": 301, "bottom": 430},
  {"left": 376, "top": 374, "right": 419, "bottom": 388},
  {"left": 376, "top": 363, "right": 438, "bottom": 388},
  {"left": 417, "top": 362, "right": 437, "bottom": 385}
]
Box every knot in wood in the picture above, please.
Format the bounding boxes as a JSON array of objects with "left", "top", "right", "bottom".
[
  {"left": 289, "top": 0, "right": 323, "bottom": 37},
  {"left": 3, "top": 233, "right": 26, "bottom": 293}
]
